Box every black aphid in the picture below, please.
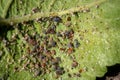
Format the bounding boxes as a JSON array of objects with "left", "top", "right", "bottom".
[
  {"left": 74, "top": 39, "right": 80, "bottom": 48},
  {"left": 64, "top": 29, "right": 74, "bottom": 39},
  {"left": 48, "top": 38, "right": 56, "bottom": 47},
  {"left": 32, "top": 7, "right": 40, "bottom": 13},
  {"left": 46, "top": 25, "right": 56, "bottom": 34},
  {"left": 52, "top": 16, "right": 62, "bottom": 23},
  {"left": 39, "top": 54, "right": 46, "bottom": 60},
  {"left": 55, "top": 66, "right": 65, "bottom": 75},
  {"left": 68, "top": 73, "right": 72, "bottom": 77},
  {"left": 71, "top": 60, "right": 78, "bottom": 68}
]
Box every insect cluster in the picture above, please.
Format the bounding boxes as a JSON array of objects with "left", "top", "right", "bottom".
[{"left": 1, "top": 16, "right": 81, "bottom": 79}]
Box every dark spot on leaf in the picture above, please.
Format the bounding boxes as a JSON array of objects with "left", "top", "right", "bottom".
[{"left": 52, "top": 16, "right": 62, "bottom": 23}]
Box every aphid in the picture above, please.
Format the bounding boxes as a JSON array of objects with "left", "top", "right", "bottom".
[
  {"left": 48, "top": 38, "right": 57, "bottom": 47},
  {"left": 73, "top": 12, "right": 79, "bottom": 16},
  {"left": 59, "top": 48, "right": 66, "bottom": 52},
  {"left": 32, "top": 7, "right": 39, "bottom": 13},
  {"left": 64, "top": 30, "right": 69, "bottom": 38},
  {"left": 67, "top": 16, "right": 71, "bottom": 21},
  {"left": 39, "top": 54, "right": 46, "bottom": 61},
  {"left": 71, "top": 60, "right": 78, "bottom": 68},
  {"left": 67, "top": 48, "right": 74, "bottom": 54},
  {"left": 42, "top": 17, "right": 49, "bottom": 22},
  {"left": 46, "top": 25, "right": 56, "bottom": 34},
  {"left": 55, "top": 67, "right": 65, "bottom": 75},
  {"left": 79, "top": 69, "right": 84, "bottom": 73},
  {"left": 68, "top": 73, "right": 72, "bottom": 77},
  {"left": 74, "top": 39, "right": 80, "bottom": 48},
  {"left": 52, "top": 16, "right": 62, "bottom": 23},
  {"left": 51, "top": 58, "right": 59, "bottom": 65},
  {"left": 64, "top": 29, "right": 74, "bottom": 39},
  {"left": 41, "top": 62, "right": 47, "bottom": 68},
  {"left": 76, "top": 73, "right": 81, "bottom": 77},
  {"left": 14, "top": 67, "right": 19, "bottom": 72},
  {"left": 44, "top": 50, "right": 52, "bottom": 58}
]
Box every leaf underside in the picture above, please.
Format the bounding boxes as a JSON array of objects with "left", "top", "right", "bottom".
[{"left": 0, "top": 0, "right": 120, "bottom": 80}]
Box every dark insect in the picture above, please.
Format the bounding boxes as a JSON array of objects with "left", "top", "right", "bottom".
[
  {"left": 52, "top": 16, "right": 62, "bottom": 23},
  {"left": 64, "top": 29, "right": 74, "bottom": 39},
  {"left": 67, "top": 16, "right": 71, "bottom": 21},
  {"left": 41, "top": 62, "right": 47, "bottom": 68},
  {"left": 59, "top": 48, "right": 66, "bottom": 52},
  {"left": 79, "top": 69, "right": 84, "bottom": 73},
  {"left": 39, "top": 54, "right": 46, "bottom": 60},
  {"left": 73, "top": 12, "right": 79, "bottom": 17},
  {"left": 48, "top": 38, "right": 57, "bottom": 47},
  {"left": 68, "top": 73, "right": 72, "bottom": 77},
  {"left": 14, "top": 67, "right": 19, "bottom": 72},
  {"left": 55, "top": 70, "right": 64, "bottom": 75},
  {"left": 37, "top": 17, "right": 49, "bottom": 22},
  {"left": 44, "top": 50, "right": 51, "bottom": 56},
  {"left": 32, "top": 7, "right": 40, "bottom": 13},
  {"left": 67, "top": 48, "right": 74, "bottom": 54},
  {"left": 46, "top": 25, "right": 56, "bottom": 34},
  {"left": 76, "top": 73, "right": 81, "bottom": 77},
  {"left": 73, "top": 73, "right": 81, "bottom": 77},
  {"left": 74, "top": 39, "right": 80, "bottom": 48},
  {"left": 71, "top": 60, "right": 78, "bottom": 68},
  {"left": 51, "top": 58, "right": 59, "bottom": 65},
  {"left": 55, "top": 66, "right": 65, "bottom": 75}
]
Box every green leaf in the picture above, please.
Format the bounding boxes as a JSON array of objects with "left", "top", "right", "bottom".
[
  {"left": 0, "top": 0, "right": 13, "bottom": 18},
  {"left": 0, "top": 0, "right": 120, "bottom": 80}
]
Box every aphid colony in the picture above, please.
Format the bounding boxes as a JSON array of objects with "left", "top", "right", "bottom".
[{"left": 2, "top": 16, "right": 81, "bottom": 79}]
